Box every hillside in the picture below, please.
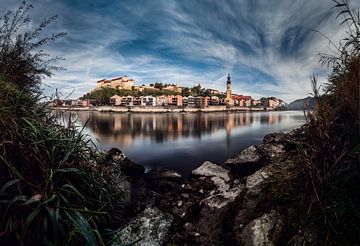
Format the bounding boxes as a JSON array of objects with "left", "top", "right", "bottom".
[{"left": 287, "top": 96, "right": 316, "bottom": 110}]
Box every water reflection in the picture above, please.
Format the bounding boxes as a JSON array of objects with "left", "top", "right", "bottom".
[
  {"left": 76, "top": 112, "right": 286, "bottom": 146},
  {"left": 62, "top": 111, "right": 304, "bottom": 176}
]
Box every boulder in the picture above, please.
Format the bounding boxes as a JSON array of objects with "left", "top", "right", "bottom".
[
  {"left": 192, "top": 161, "right": 232, "bottom": 192},
  {"left": 258, "top": 143, "right": 286, "bottom": 159},
  {"left": 192, "top": 161, "right": 231, "bottom": 182},
  {"left": 112, "top": 206, "right": 173, "bottom": 246},
  {"left": 246, "top": 169, "right": 272, "bottom": 189},
  {"left": 196, "top": 184, "right": 244, "bottom": 244},
  {"left": 224, "top": 145, "right": 263, "bottom": 176},
  {"left": 238, "top": 210, "right": 284, "bottom": 246},
  {"left": 106, "top": 148, "right": 145, "bottom": 177}
]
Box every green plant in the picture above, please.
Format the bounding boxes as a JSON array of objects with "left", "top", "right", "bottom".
[
  {"left": 0, "top": 2, "right": 128, "bottom": 245},
  {"left": 301, "top": 0, "right": 360, "bottom": 244}
]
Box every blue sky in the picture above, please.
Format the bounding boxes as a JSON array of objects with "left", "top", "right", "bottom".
[{"left": 1, "top": 0, "right": 359, "bottom": 102}]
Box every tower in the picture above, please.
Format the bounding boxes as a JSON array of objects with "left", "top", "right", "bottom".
[
  {"left": 226, "top": 73, "right": 234, "bottom": 106},
  {"left": 226, "top": 73, "right": 231, "bottom": 100}
]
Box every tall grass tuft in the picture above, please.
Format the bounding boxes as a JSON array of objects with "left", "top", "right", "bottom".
[
  {"left": 302, "top": 0, "right": 360, "bottom": 243},
  {"left": 0, "top": 2, "right": 128, "bottom": 245}
]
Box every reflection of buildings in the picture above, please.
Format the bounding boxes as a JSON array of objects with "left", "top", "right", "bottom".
[{"left": 74, "top": 111, "right": 285, "bottom": 147}]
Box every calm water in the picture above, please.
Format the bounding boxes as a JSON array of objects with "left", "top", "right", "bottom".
[{"left": 67, "top": 111, "right": 305, "bottom": 176}]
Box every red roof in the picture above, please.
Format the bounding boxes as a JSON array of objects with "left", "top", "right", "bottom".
[{"left": 232, "top": 95, "right": 252, "bottom": 100}]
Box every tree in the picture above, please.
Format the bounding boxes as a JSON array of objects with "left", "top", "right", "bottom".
[
  {"left": 0, "top": 1, "right": 66, "bottom": 92},
  {"left": 181, "top": 87, "right": 190, "bottom": 97}
]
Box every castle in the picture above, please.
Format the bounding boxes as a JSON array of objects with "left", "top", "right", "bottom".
[{"left": 95, "top": 76, "right": 135, "bottom": 90}]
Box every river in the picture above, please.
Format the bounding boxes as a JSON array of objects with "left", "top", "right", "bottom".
[{"left": 59, "top": 110, "right": 305, "bottom": 176}]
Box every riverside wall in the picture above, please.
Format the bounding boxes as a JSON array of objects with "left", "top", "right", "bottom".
[{"left": 51, "top": 105, "right": 269, "bottom": 113}]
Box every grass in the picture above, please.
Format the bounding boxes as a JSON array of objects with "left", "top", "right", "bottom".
[
  {"left": 0, "top": 80, "right": 128, "bottom": 245},
  {"left": 268, "top": 1, "right": 360, "bottom": 244}
]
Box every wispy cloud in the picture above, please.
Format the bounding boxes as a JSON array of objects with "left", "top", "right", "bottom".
[{"left": 1, "top": 0, "right": 359, "bottom": 102}]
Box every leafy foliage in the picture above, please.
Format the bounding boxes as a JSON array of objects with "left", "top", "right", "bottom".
[
  {"left": 0, "top": 2, "right": 128, "bottom": 245},
  {"left": 0, "top": 1, "right": 66, "bottom": 92}
]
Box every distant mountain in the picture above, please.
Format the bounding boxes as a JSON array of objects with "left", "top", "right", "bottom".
[{"left": 287, "top": 96, "right": 316, "bottom": 110}]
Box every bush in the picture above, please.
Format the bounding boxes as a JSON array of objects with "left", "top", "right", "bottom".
[
  {"left": 301, "top": 0, "right": 360, "bottom": 244},
  {"left": 0, "top": 2, "right": 128, "bottom": 245}
]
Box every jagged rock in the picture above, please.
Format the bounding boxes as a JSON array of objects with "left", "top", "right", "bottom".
[
  {"left": 259, "top": 143, "right": 286, "bottom": 159},
  {"left": 225, "top": 145, "right": 261, "bottom": 164},
  {"left": 112, "top": 207, "right": 173, "bottom": 246},
  {"left": 192, "top": 161, "right": 232, "bottom": 192},
  {"left": 210, "top": 176, "right": 230, "bottom": 193},
  {"left": 147, "top": 168, "right": 182, "bottom": 180},
  {"left": 196, "top": 184, "right": 244, "bottom": 244},
  {"left": 107, "top": 148, "right": 144, "bottom": 176},
  {"left": 200, "top": 185, "right": 244, "bottom": 209},
  {"left": 192, "top": 161, "right": 231, "bottom": 182},
  {"left": 239, "top": 210, "right": 284, "bottom": 246},
  {"left": 246, "top": 169, "right": 272, "bottom": 189},
  {"left": 224, "top": 145, "right": 263, "bottom": 176}
]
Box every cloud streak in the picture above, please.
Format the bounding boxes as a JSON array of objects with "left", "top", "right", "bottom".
[{"left": 1, "top": 0, "right": 359, "bottom": 102}]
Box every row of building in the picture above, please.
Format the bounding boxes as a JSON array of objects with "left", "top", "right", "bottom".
[{"left": 108, "top": 94, "right": 285, "bottom": 108}]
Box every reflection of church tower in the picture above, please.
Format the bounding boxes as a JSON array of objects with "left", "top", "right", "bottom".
[{"left": 226, "top": 73, "right": 234, "bottom": 106}]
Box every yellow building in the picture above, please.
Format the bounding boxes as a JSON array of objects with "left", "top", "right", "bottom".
[
  {"left": 225, "top": 73, "right": 234, "bottom": 106},
  {"left": 95, "top": 76, "right": 135, "bottom": 90}
]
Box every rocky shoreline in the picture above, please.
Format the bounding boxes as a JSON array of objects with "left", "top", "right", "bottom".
[{"left": 104, "top": 128, "right": 311, "bottom": 245}]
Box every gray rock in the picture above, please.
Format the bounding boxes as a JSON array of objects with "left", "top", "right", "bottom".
[
  {"left": 259, "top": 143, "right": 286, "bottom": 159},
  {"left": 200, "top": 185, "right": 244, "bottom": 209},
  {"left": 246, "top": 169, "right": 272, "bottom": 189},
  {"left": 192, "top": 161, "right": 231, "bottom": 182},
  {"left": 112, "top": 207, "right": 173, "bottom": 246},
  {"left": 239, "top": 210, "right": 284, "bottom": 246},
  {"left": 225, "top": 145, "right": 261, "bottom": 165},
  {"left": 196, "top": 184, "right": 244, "bottom": 244}
]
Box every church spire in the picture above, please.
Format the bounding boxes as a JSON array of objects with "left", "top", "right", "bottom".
[{"left": 227, "top": 73, "right": 231, "bottom": 84}]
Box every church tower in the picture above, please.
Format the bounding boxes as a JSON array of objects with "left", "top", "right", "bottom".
[{"left": 226, "top": 73, "right": 234, "bottom": 106}]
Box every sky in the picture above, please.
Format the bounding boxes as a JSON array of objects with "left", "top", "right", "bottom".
[{"left": 1, "top": 0, "right": 359, "bottom": 102}]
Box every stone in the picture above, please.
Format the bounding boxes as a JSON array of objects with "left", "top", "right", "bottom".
[
  {"left": 225, "top": 145, "right": 261, "bottom": 165},
  {"left": 195, "top": 184, "right": 244, "bottom": 244},
  {"left": 200, "top": 185, "right": 244, "bottom": 209},
  {"left": 259, "top": 143, "right": 286, "bottom": 159},
  {"left": 112, "top": 206, "right": 173, "bottom": 246},
  {"left": 192, "top": 161, "right": 231, "bottom": 182},
  {"left": 210, "top": 176, "right": 230, "bottom": 193},
  {"left": 183, "top": 222, "right": 196, "bottom": 231},
  {"left": 192, "top": 161, "right": 232, "bottom": 192},
  {"left": 239, "top": 210, "right": 284, "bottom": 246},
  {"left": 147, "top": 168, "right": 182, "bottom": 180},
  {"left": 181, "top": 193, "right": 190, "bottom": 199},
  {"left": 263, "top": 132, "right": 290, "bottom": 144},
  {"left": 224, "top": 145, "right": 263, "bottom": 177},
  {"left": 246, "top": 169, "right": 272, "bottom": 189}
]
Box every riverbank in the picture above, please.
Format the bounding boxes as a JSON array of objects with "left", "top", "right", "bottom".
[
  {"left": 107, "top": 128, "right": 311, "bottom": 245},
  {"left": 51, "top": 105, "right": 270, "bottom": 113}
]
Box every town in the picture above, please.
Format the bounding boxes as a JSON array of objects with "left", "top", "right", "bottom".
[{"left": 51, "top": 74, "right": 286, "bottom": 111}]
